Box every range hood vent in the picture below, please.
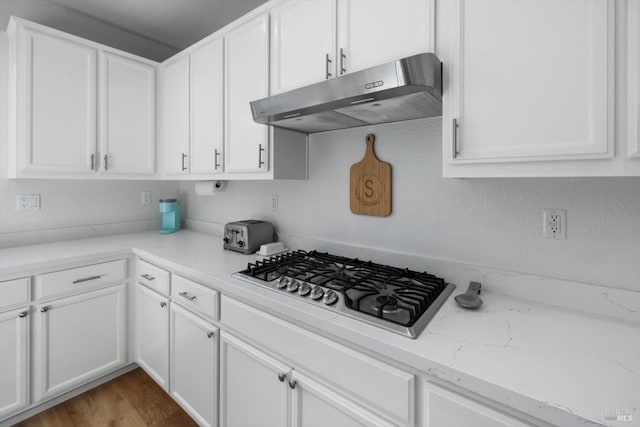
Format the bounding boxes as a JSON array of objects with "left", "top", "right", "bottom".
[{"left": 250, "top": 52, "right": 442, "bottom": 134}]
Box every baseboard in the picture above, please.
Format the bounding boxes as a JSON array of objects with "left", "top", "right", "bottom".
[{"left": 0, "top": 363, "right": 138, "bottom": 427}]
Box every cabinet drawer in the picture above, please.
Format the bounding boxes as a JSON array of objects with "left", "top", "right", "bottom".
[
  {"left": 171, "top": 275, "right": 219, "bottom": 321},
  {"left": 35, "top": 260, "right": 126, "bottom": 300},
  {"left": 221, "top": 296, "right": 414, "bottom": 426},
  {"left": 0, "top": 277, "right": 30, "bottom": 311},
  {"left": 136, "top": 259, "right": 170, "bottom": 295}
]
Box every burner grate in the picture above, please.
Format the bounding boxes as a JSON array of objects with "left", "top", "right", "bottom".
[{"left": 240, "top": 250, "right": 448, "bottom": 327}]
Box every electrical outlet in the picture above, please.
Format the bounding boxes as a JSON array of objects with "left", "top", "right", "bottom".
[
  {"left": 543, "top": 209, "right": 566, "bottom": 239},
  {"left": 270, "top": 195, "right": 278, "bottom": 212},
  {"left": 141, "top": 191, "right": 151, "bottom": 205},
  {"left": 16, "top": 194, "right": 40, "bottom": 211}
]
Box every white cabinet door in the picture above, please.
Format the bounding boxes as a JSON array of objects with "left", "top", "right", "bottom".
[
  {"left": 170, "top": 304, "right": 218, "bottom": 427},
  {"left": 0, "top": 308, "right": 29, "bottom": 419},
  {"left": 445, "top": 0, "right": 613, "bottom": 162},
  {"left": 271, "top": 0, "right": 336, "bottom": 94},
  {"left": 190, "top": 37, "right": 224, "bottom": 174},
  {"left": 33, "top": 285, "right": 125, "bottom": 402},
  {"left": 220, "top": 332, "right": 289, "bottom": 427},
  {"left": 291, "top": 371, "right": 395, "bottom": 427},
  {"left": 337, "top": 0, "right": 434, "bottom": 75},
  {"left": 100, "top": 52, "right": 155, "bottom": 175},
  {"left": 21, "top": 28, "right": 97, "bottom": 173},
  {"left": 225, "top": 14, "right": 270, "bottom": 173},
  {"left": 423, "top": 382, "right": 531, "bottom": 427},
  {"left": 163, "top": 56, "right": 190, "bottom": 175},
  {"left": 135, "top": 283, "right": 169, "bottom": 390},
  {"left": 629, "top": 0, "right": 640, "bottom": 158}
]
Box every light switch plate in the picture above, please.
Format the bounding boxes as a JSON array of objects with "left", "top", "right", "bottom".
[{"left": 16, "top": 194, "right": 40, "bottom": 211}]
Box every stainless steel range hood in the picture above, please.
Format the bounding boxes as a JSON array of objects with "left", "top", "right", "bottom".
[{"left": 250, "top": 52, "right": 442, "bottom": 134}]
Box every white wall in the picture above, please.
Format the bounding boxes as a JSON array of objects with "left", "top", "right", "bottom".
[
  {"left": 180, "top": 118, "right": 640, "bottom": 291},
  {"left": 0, "top": 3, "right": 179, "bottom": 247}
]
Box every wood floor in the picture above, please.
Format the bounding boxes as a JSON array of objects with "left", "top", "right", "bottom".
[{"left": 15, "top": 368, "right": 197, "bottom": 427}]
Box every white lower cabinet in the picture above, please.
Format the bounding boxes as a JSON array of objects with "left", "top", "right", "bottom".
[
  {"left": 422, "top": 381, "right": 531, "bottom": 427},
  {"left": 220, "top": 331, "right": 394, "bottom": 427},
  {"left": 135, "top": 283, "right": 169, "bottom": 389},
  {"left": 290, "top": 370, "right": 395, "bottom": 427},
  {"left": 33, "top": 284, "right": 126, "bottom": 402},
  {"left": 220, "top": 332, "right": 289, "bottom": 427},
  {"left": 0, "top": 307, "right": 30, "bottom": 419},
  {"left": 169, "top": 304, "right": 218, "bottom": 427}
]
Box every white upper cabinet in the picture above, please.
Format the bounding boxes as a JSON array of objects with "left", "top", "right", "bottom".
[
  {"left": 337, "top": 0, "right": 434, "bottom": 75},
  {"left": 629, "top": 0, "right": 640, "bottom": 158},
  {"left": 444, "top": 0, "right": 613, "bottom": 167},
  {"left": 190, "top": 37, "right": 224, "bottom": 174},
  {"left": 99, "top": 52, "right": 156, "bottom": 175},
  {"left": 271, "top": 0, "right": 337, "bottom": 94},
  {"left": 16, "top": 26, "right": 97, "bottom": 174},
  {"left": 162, "top": 55, "right": 191, "bottom": 175},
  {"left": 271, "top": 0, "right": 433, "bottom": 92},
  {"left": 224, "top": 14, "right": 270, "bottom": 173},
  {"left": 7, "top": 17, "right": 159, "bottom": 179}
]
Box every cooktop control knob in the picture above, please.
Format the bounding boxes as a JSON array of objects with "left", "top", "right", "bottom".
[
  {"left": 323, "top": 290, "right": 338, "bottom": 305},
  {"left": 275, "top": 277, "right": 288, "bottom": 289},
  {"left": 298, "top": 282, "right": 311, "bottom": 296},
  {"left": 310, "top": 286, "right": 324, "bottom": 300},
  {"left": 287, "top": 280, "right": 300, "bottom": 293}
]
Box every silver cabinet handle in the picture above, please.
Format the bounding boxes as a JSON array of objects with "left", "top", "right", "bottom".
[
  {"left": 339, "top": 48, "right": 346, "bottom": 75},
  {"left": 288, "top": 379, "right": 297, "bottom": 389},
  {"left": 104, "top": 154, "right": 108, "bottom": 171},
  {"left": 258, "top": 144, "right": 265, "bottom": 168},
  {"left": 181, "top": 153, "right": 188, "bottom": 171},
  {"left": 160, "top": 301, "right": 167, "bottom": 308},
  {"left": 18, "top": 311, "right": 28, "bottom": 318},
  {"left": 452, "top": 118, "right": 459, "bottom": 159},
  {"left": 40, "top": 306, "right": 49, "bottom": 313},
  {"left": 141, "top": 274, "right": 155, "bottom": 281},
  {"left": 179, "top": 291, "right": 197, "bottom": 301},
  {"left": 277, "top": 372, "right": 287, "bottom": 382},
  {"left": 72, "top": 275, "right": 103, "bottom": 284},
  {"left": 207, "top": 331, "right": 214, "bottom": 339},
  {"left": 325, "top": 53, "right": 332, "bottom": 79},
  {"left": 90, "top": 154, "right": 95, "bottom": 170},
  {"left": 214, "top": 149, "right": 221, "bottom": 170}
]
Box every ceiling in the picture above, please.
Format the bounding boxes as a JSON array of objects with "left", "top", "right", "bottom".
[{"left": 49, "top": 0, "right": 269, "bottom": 50}]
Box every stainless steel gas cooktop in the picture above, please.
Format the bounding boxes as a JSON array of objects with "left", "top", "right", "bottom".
[{"left": 232, "top": 250, "right": 456, "bottom": 338}]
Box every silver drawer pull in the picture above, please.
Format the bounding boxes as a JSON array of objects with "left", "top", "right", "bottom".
[
  {"left": 18, "top": 311, "right": 28, "bottom": 318},
  {"left": 40, "top": 306, "right": 49, "bottom": 313},
  {"left": 141, "top": 274, "right": 155, "bottom": 281},
  {"left": 179, "top": 291, "right": 197, "bottom": 301},
  {"left": 277, "top": 372, "right": 286, "bottom": 382},
  {"left": 288, "top": 379, "right": 297, "bottom": 389},
  {"left": 207, "top": 331, "right": 214, "bottom": 339},
  {"left": 72, "top": 275, "right": 103, "bottom": 284}
]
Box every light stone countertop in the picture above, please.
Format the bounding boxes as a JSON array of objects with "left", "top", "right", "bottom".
[{"left": 1, "top": 230, "right": 638, "bottom": 427}]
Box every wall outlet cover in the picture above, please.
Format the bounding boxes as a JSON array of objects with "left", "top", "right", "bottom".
[{"left": 543, "top": 209, "right": 566, "bottom": 240}]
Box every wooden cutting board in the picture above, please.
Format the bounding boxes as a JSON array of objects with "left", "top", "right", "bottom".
[{"left": 350, "top": 134, "right": 392, "bottom": 216}]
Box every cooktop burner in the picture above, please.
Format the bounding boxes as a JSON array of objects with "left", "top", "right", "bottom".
[{"left": 233, "top": 250, "right": 456, "bottom": 338}]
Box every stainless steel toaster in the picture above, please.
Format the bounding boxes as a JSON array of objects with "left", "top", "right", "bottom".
[{"left": 223, "top": 220, "right": 275, "bottom": 254}]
